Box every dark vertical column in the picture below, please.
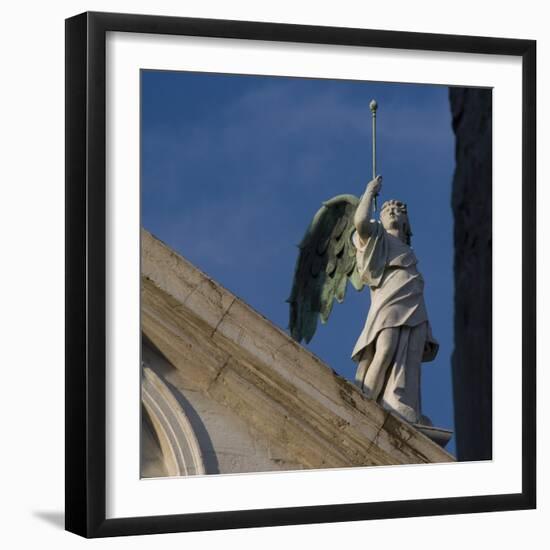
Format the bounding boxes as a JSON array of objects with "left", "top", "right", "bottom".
[{"left": 449, "top": 88, "right": 493, "bottom": 461}]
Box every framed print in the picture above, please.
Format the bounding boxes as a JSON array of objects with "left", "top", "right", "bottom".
[{"left": 65, "top": 11, "right": 536, "bottom": 538}]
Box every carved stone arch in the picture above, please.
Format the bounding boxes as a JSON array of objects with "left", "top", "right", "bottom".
[{"left": 141, "top": 365, "right": 206, "bottom": 477}]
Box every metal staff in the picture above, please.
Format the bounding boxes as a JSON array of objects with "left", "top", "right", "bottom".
[{"left": 369, "top": 99, "right": 378, "bottom": 211}]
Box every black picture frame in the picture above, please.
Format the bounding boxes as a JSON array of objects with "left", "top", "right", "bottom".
[{"left": 65, "top": 11, "right": 536, "bottom": 538}]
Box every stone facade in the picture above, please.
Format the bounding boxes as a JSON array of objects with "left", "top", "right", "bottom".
[
  {"left": 449, "top": 88, "right": 493, "bottom": 461},
  {"left": 140, "top": 229, "right": 454, "bottom": 477}
]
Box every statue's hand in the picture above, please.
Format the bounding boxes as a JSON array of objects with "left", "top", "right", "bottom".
[{"left": 366, "top": 175, "right": 382, "bottom": 196}]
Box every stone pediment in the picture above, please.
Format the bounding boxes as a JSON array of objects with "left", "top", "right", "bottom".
[{"left": 141, "top": 229, "right": 454, "bottom": 476}]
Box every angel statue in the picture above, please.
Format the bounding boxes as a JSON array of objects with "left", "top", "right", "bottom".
[
  {"left": 288, "top": 175, "right": 438, "bottom": 426},
  {"left": 288, "top": 102, "right": 439, "bottom": 429}
]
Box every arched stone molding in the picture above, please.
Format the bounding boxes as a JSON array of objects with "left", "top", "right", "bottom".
[{"left": 141, "top": 365, "right": 206, "bottom": 476}]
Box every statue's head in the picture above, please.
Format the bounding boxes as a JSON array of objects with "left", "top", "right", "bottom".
[{"left": 380, "top": 199, "right": 413, "bottom": 245}]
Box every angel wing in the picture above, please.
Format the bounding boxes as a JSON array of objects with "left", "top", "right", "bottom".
[{"left": 288, "top": 194, "right": 365, "bottom": 344}]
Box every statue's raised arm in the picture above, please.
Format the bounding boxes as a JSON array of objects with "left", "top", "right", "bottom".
[{"left": 354, "top": 176, "right": 382, "bottom": 244}]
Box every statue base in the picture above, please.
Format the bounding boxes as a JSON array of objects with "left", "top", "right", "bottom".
[{"left": 413, "top": 424, "right": 453, "bottom": 449}]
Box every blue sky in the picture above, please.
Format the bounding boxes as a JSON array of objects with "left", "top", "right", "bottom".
[{"left": 141, "top": 70, "right": 457, "bottom": 456}]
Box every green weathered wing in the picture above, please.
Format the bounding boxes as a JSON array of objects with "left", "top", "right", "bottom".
[{"left": 288, "top": 194, "right": 365, "bottom": 344}]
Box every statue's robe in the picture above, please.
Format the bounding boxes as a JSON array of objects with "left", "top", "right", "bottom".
[{"left": 352, "top": 222, "right": 438, "bottom": 424}]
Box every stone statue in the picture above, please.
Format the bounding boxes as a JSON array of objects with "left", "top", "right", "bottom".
[
  {"left": 351, "top": 176, "right": 438, "bottom": 425},
  {"left": 288, "top": 100, "right": 445, "bottom": 435},
  {"left": 288, "top": 175, "right": 438, "bottom": 427}
]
